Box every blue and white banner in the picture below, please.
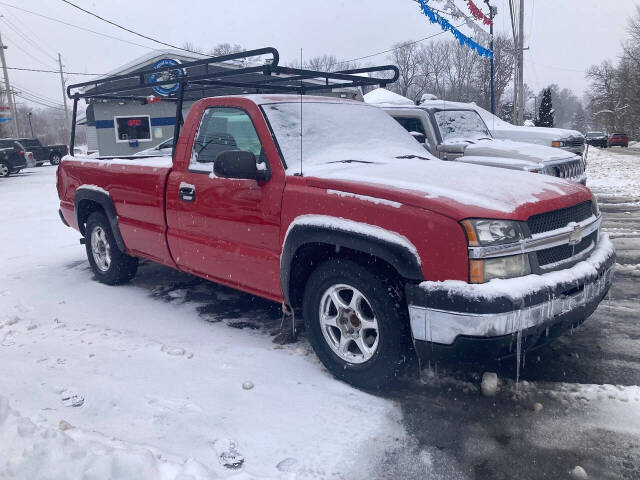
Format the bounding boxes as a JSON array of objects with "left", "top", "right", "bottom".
[{"left": 417, "top": 0, "right": 493, "bottom": 59}]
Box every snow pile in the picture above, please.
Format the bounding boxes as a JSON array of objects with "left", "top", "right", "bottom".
[
  {"left": 586, "top": 147, "right": 640, "bottom": 197},
  {"left": 419, "top": 234, "right": 614, "bottom": 301},
  {"left": 0, "top": 395, "right": 221, "bottom": 480}
]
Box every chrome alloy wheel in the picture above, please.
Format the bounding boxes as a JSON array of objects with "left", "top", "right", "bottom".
[
  {"left": 318, "top": 284, "right": 380, "bottom": 364},
  {"left": 90, "top": 226, "right": 111, "bottom": 272},
  {"left": 0, "top": 163, "right": 9, "bottom": 177}
]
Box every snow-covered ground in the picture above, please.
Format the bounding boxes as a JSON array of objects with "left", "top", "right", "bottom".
[
  {"left": 1, "top": 148, "right": 640, "bottom": 479},
  {"left": 0, "top": 168, "right": 407, "bottom": 478},
  {"left": 587, "top": 146, "right": 640, "bottom": 198}
]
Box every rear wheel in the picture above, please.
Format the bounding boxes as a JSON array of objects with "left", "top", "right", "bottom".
[
  {"left": 85, "top": 211, "right": 138, "bottom": 285},
  {"left": 50, "top": 153, "right": 61, "bottom": 165},
  {"left": 303, "top": 258, "right": 410, "bottom": 390},
  {"left": 0, "top": 163, "right": 10, "bottom": 177}
]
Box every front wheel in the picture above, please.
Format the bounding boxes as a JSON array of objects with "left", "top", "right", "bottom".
[
  {"left": 303, "top": 258, "right": 410, "bottom": 390},
  {"left": 50, "top": 153, "right": 61, "bottom": 165},
  {"left": 85, "top": 211, "right": 138, "bottom": 285},
  {"left": 0, "top": 163, "right": 10, "bottom": 177}
]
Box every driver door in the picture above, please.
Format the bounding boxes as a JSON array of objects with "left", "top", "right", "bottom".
[{"left": 167, "top": 106, "right": 284, "bottom": 298}]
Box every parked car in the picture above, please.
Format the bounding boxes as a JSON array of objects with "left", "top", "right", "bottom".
[
  {"left": 17, "top": 138, "right": 68, "bottom": 166},
  {"left": 0, "top": 145, "right": 27, "bottom": 177},
  {"left": 585, "top": 131, "right": 608, "bottom": 148},
  {"left": 608, "top": 132, "right": 629, "bottom": 148},
  {"left": 58, "top": 94, "right": 615, "bottom": 389},
  {"left": 133, "top": 138, "right": 173, "bottom": 156},
  {"left": 0, "top": 139, "right": 29, "bottom": 173},
  {"left": 381, "top": 103, "right": 587, "bottom": 184}
]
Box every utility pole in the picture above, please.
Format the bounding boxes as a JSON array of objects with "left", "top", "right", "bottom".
[
  {"left": 11, "top": 88, "right": 20, "bottom": 136},
  {"left": 27, "top": 112, "right": 34, "bottom": 138},
  {"left": 484, "top": 1, "right": 497, "bottom": 114},
  {"left": 0, "top": 30, "right": 18, "bottom": 137},
  {"left": 58, "top": 53, "right": 70, "bottom": 134},
  {"left": 516, "top": 0, "right": 524, "bottom": 125}
]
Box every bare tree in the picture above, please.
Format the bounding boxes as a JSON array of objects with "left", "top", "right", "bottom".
[{"left": 387, "top": 41, "right": 423, "bottom": 101}]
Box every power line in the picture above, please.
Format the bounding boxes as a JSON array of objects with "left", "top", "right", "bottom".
[
  {"left": 14, "top": 92, "right": 65, "bottom": 110},
  {"left": 329, "top": 23, "right": 465, "bottom": 67},
  {"left": 60, "top": 0, "right": 200, "bottom": 55},
  {"left": 0, "top": 15, "right": 58, "bottom": 63},
  {"left": 6, "top": 66, "right": 103, "bottom": 75},
  {"left": 0, "top": 2, "right": 156, "bottom": 50},
  {"left": 12, "top": 82, "right": 65, "bottom": 106},
  {"left": 0, "top": 29, "right": 57, "bottom": 69}
]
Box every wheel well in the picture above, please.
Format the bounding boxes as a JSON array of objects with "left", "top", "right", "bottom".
[
  {"left": 288, "top": 243, "right": 403, "bottom": 311},
  {"left": 76, "top": 200, "right": 105, "bottom": 236}
]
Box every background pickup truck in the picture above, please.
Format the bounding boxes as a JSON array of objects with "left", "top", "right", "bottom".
[
  {"left": 381, "top": 104, "right": 587, "bottom": 184},
  {"left": 18, "top": 138, "right": 68, "bottom": 166},
  {"left": 58, "top": 94, "right": 615, "bottom": 389}
]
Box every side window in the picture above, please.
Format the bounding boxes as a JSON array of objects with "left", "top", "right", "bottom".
[
  {"left": 395, "top": 116, "right": 426, "bottom": 136},
  {"left": 191, "top": 107, "right": 264, "bottom": 170}
]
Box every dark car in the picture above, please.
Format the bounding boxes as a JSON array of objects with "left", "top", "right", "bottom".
[
  {"left": 0, "top": 139, "right": 28, "bottom": 177},
  {"left": 585, "top": 131, "right": 608, "bottom": 148},
  {"left": 17, "top": 138, "right": 68, "bottom": 166},
  {"left": 608, "top": 133, "right": 629, "bottom": 148},
  {"left": 0, "top": 146, "right": 27, "bottom": 177}
]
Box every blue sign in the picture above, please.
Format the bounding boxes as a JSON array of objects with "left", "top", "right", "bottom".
[
  {"left": 0, "top": 117, "right": 12, "bottom": 123},
  {"left": 149, "top": 58, "right": 185, "bottom": 96}
]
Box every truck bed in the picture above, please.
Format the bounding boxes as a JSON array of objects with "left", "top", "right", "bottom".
[{"left": 58, "top": 155, "right": 175, "bottom": 264}]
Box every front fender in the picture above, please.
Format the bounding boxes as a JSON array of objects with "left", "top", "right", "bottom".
[{"left": 281, "top": 215, "right": 423, "bottom": 305}]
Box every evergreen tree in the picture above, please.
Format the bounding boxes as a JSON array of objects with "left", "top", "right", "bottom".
[
  {"left": 501, "top": 102, "right": 514, "bottom": 123},
  {"left": 536, "top": 88, "right": 554, "bottom": 127}
]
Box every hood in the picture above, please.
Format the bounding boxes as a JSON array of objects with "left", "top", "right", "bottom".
[
  {"left": 463, "top": 139, "right": 578, "bottom": 164},
  {"left": 490, "top": 124, "right": 583, "bottom": 144},
  {"left": 303, "top": 157, "right": 591, "bottom": 221}
]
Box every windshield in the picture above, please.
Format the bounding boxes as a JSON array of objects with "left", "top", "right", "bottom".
[
  {"left": 262, "top": 102, "right": 430, "bottom": 171},
  {"left": 434, "top": 109, "right": 491, "bottom": 143},
  {"left": 587, "top": 132, "right": 604, "bottom": 136}
]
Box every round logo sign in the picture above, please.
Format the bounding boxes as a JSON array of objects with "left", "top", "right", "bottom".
[{"left": 149, "top": 58, "right": 185, "bottom": 96}]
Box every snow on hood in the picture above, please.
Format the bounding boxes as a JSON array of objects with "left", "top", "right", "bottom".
[
  {"left": 363, "top": 88, "right": 414, "bottom": 106},
  {"left": 463, "top": 138, "right": 579, "bottom": 164},
  {"left": 304, "top": 156, "right": 589, "bottom": 218}
]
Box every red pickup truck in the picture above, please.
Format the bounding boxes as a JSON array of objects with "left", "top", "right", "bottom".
[
  {"left": 58, "top": 94, "right": 615, "bottom": 389},
  {"left": 58, "top": 51, "right": 614, "bottom": 389}
]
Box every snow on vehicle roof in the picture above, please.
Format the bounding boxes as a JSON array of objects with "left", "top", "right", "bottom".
[
  {"left": 362, "top": 88, "right": 415, "bottom": 106},
  {"left": 234, "top": 94, "right": 360, "bottom": 105}
]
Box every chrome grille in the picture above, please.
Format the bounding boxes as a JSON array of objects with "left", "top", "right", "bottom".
[
  {"left": 537, "top": 231, "right": 597, "bottom": 267},
  {"left": 546, "top": 159, "right": 585, "bottom": 180},
  {"left": 527, "top": 201, "right": 594, "bottom": 235},
  {"left": 563, "top": 137, "right": 585, "bottom": 148}
]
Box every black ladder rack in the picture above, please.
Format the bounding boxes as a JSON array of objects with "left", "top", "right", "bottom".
[{"left": 66, "top": 47, "right": 399, "bottom": 154}]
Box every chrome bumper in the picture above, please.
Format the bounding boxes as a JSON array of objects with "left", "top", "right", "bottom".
[{"left": 406, "top": 235, "right": 615, "bottom": 345}]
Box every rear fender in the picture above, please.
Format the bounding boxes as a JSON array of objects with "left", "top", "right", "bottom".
[{"left": 74, "top": 187, "right": 126, "bottom": 252}]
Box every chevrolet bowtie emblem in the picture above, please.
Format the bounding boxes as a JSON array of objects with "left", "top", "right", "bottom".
[{"left": 568, "top": 224, "right": 584, "bottom": 246}]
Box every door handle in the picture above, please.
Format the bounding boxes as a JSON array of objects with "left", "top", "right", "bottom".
[{"left": 179, "top": 185, "right": 196, "bottom": 202}]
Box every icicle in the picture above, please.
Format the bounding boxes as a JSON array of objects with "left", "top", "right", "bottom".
[{"left": 515, "top": 309, "right": 522, "bottom": 386}]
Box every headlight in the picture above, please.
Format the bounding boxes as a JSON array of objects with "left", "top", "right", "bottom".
[
  {"left": 551, "top": 140, "right": 564, "bottom": 148},
  {"left": 461, "top": 219, "right": 524, "bottom": 246},
  {"left": 470, "top": 255, "right": 531, "bottom": 283}
]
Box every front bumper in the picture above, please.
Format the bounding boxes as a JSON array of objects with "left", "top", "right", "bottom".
[{"left": 406, "top": 235, "right": 615, "bottom": 360}]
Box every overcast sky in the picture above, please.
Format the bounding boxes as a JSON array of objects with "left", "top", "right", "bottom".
[{"left": 3, "top": 0, "right": 639, "bottom": 112}]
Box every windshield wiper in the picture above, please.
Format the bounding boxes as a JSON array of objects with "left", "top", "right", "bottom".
[
  {"left": 327, "top": 159, "right": 374, "bottom": 164},
  {"left": 395, "top": 154, "right": 430, "bottom": 160}
]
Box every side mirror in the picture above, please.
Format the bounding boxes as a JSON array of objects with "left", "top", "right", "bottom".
[
  {"left": 410, "top": 131, "right": 426, "bottom": 144},
  {"left": 213, "top": 150, "right": 269, "bottom": 181},
  {"left": 436, "top": 143, "right": 467, "bottom": 154}
]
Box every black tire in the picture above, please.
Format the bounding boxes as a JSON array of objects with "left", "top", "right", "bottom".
[
  {"left": 302, "top": 258, "right": 411, "bottom": 390},
  {"left": 0, "top": 162, "right": 10, "bottom": 177},
  {"left": 50, "top": 153, "right": 61, "bottom": 165},
  {"left": 85, "top": 211, "right": 138, "bottom": 285},
  {"left": 35, "top": 162, "right": 43, "bottom": 167}
]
